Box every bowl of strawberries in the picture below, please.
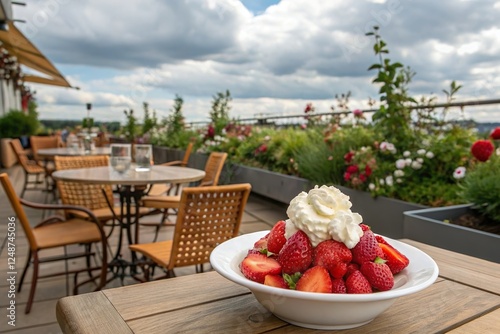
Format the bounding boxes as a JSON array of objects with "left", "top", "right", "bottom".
[{"left": 210, "top": 222, "right": 439, "bottom": 330}]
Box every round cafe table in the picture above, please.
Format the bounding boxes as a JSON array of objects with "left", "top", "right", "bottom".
[{"left": 52, "top": 165, "right": 206, "bottom": 283}]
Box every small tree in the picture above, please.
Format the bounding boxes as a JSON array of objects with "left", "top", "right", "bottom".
[
  {"left": 123, "top": 108, "right": 137, "bottom": 142},
  {"left": 210, "top": 90, "right": 232, "bottom": 135},
  {"left": 142, "top": 102, "right": 157, "bottom": 136}
]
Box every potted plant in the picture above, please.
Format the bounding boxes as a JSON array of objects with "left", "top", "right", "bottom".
[
  {"left": 404, "top": 135, "right": 500, "bottom": 263},
  {"left": 0, "top": 109, "right": 39, "bottom": 167}
]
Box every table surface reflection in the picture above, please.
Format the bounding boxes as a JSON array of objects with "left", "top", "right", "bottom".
[{"left": 52, "top": 165, "right": 206, "bottom": 185}]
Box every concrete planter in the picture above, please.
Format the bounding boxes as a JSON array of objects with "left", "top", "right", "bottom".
[{"left": 403, "top": 204, "right": 500, "bottom": 263}]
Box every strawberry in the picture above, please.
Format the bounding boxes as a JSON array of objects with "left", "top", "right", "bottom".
[
  {"left": 351, "top": 228, "right": 382, "bottom": 265},
  {"left": 360, "top": 257, "right": 394, "bottom": 291},
  {"left": 313, "top": 240, "right": 352, "bottom": 278},
  {"left": 240, "top": 253, "right": 282, "bottom": 283},
  {"left": 331, "top": 278, "right": 347, "bottom": 294},
  {"left": 264, "top": 274, "right": 289, "bottom": 289},
  {"left": 376, "top": 238, "right": 410, "bottom": 274},
  {"left": 360, "top": 223, "right": 371, "bottom": 232},
  {"left": 345, "top": 270, "right": 372, "bottom": 294},
  {"left": 277, "top": 230, "right": 313, "bottom": 274},
  {"left": 267, "top": 220, "right": 287, "bottom": 254},
  {"left": 296, "top": 266, "right": 332, "bottom": 293},
  {"left": 344, "top": 262, "right": 359, "bottom": 279}
]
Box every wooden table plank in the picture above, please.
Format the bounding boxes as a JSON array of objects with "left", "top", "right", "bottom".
[
  {"left": 56, "top": 292, "right": 133, "bottom": 334},
  {"left": 447, "top": 308, "right": 500, "bottom": 334},
  {"left": 103, "top": 272, "right": 250, "bottom": 320},
  {"left": 128, "top": 294, "right": 287, "bottom": 333},
  {"left": 266, "top": 280, "right": 500, "bottom": 334},
  {"left": 401, "top": 239, "right": 500, "bottom": 295}
]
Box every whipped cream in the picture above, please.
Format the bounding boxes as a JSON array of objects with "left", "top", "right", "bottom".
[{"left": 285, "top": 185, "right": 363, "bottom": 249}]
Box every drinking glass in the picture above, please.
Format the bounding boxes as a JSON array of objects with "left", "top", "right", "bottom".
[
  {"left": 110, "top": 144, "right": 132, "bottom": 173},
  {"left": 134, "top": 144, "right": 153, "bottom": 172}
]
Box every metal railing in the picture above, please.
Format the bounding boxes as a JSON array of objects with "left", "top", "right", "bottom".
[{"left": 186, "top": 98, "right": 500, "bottom": 129}]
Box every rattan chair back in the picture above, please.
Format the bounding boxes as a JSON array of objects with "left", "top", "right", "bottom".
[
  {"left": 54, "top": 155, "right": 114, "bottom": 210},
  {"left": 199, "top": 151, "right": 227, "bottom": 186},
  {"left": 168, "top": 183, "right": 251, "bottom": 270}
]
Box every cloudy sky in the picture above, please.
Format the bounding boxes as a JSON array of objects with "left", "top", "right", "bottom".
[{"left": 12, "top": 0, "right": 500, "bottom": 125}]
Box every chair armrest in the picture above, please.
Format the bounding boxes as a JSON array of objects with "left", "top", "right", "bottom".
[
  {"left": 161, "top": 160, "right": 183, "bottom": 167},
  {"left": 19, "top": 198, "right": 101, "bottom": 227}
]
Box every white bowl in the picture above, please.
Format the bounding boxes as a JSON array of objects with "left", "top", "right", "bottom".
[{"left": 210, "top": 231, "right": 439, "bottom": 330}]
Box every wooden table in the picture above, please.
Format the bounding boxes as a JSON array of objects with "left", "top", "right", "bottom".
[{"left": 56, "top": 239, "right": 500, "bottom": 333}]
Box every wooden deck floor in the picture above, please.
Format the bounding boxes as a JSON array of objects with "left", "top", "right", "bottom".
[{"left": 0, "top": 164, "right": 287, "bottom": 334}]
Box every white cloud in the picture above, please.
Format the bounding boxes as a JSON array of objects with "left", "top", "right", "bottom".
[{"left": 13, "top": 0, "right": 500, "bottom": 124}]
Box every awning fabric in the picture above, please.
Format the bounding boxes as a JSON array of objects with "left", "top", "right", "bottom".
[{"left": 0, "top": 22, "right": 71, "bottom": 88}]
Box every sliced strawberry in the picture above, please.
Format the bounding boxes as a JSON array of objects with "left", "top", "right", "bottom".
[
  {"left": 267, "top": 220, "right": 287, "bottom": 254},
  {"left": 313, "top": 240, "right": 352, "bottom": 278},
  {"left": 296, "top": 266, "right": 332, "bottom": 293},
  {"left": 345, "top": 270, "right": 372, "bottom": 294},
  {"left": 351, "top": 229, "right": 382, "bottom": 265},
  {"left": 360, "top": 257, "right": 394, "bottom": 291},
  {"left": 264, "top": 274, "right": 289, "bottom": 289},
  {"left": 277, "top": 230, "right": 313, "bottom": 274},
  {"left": 253, "top": 233, "right": 269, "bottom": 251},
  {"left": 378, "top": 242, "right": 410, "bottom": 274},
  {"left": 331, "top": 278, "right": 347, "bottom": 294},
  {"left": 240, "top": 253, "right": 282, "bottom": 283},
  {"left": 360, "top": 223, "right": 371, "bottom": 232}
]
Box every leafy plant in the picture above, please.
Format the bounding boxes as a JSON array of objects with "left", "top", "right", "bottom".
[
  {"left": 460, "top": 154, "right": 500, "bottom": 222},
  {"left": 0, "top": 109, "right": 39, "bottom": 138},
  {"left": 123, "top": 108, "right": 138, "bottom": 142}
]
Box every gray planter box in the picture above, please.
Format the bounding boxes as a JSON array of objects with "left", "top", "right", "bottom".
[
  {"left": 336, "top": 186, "right": 426, "bottom": 239},
  {"left": 404, "top": 204, "right": 500, "bottom": 263}
]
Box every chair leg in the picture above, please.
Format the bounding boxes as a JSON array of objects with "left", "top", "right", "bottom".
[
  {"left": 20, "top": 172, "right": 28, "bottom": 198},
  {"left": 25, "top": 252, "right": 39, "bottom": 314},
  {"left": 18, "top": 252, "right": 31, "bottom": 293}
]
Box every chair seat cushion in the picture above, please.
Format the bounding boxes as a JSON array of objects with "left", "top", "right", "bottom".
[
  {"left": 130, "top": 240, "right": 173, "bottom": 268},
  {"left": 141, "top": 195, "right": 181, "bottom": 209},
  {"left": 33, "top": 218, "right": 102, "bottom": 250},
  {"left": 67, "top": 206, "right": 152, "bottom": 223}
]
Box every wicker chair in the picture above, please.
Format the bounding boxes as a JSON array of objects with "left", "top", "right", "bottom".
[
  {"left": 53, "top": 155, "right": 150, "bottom": 231},
  {"left": 30, "top": 135, "right": 61, "bottom": 191},
  {"left": 0, "top": 173, "right": 108, "bottom": 314},
  {"left": 130, "top": 183, "right": 251, "bottom": 279},
  {"left": 140, "top": 151, "right": 228, "bottom": 241},
  {"left": 9, "top": 139, "right": 46, "bottom": 198}
]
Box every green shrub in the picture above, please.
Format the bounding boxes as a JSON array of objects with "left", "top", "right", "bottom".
[{"left": 0, "top": 110, "right": 39, "bottom": 138}]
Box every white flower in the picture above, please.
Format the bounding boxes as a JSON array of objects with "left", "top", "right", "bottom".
[
  {"left": 403, "top": 151, "right": 411, "bottom": 157},
  {"left": 394, "top": 170, "right": 405, "bottom": 177},
  {"left": 380, "top": 141, "right": 396, "bottom": 153},
  {"left": 426, "top": 151, "right": 434, "bottom": 159},
  {"left": 264, "top": 135, "right": 271, "bottom": 141},
  {"left": 385, "top": 176, "right": 394, "bottom": 186},
  {"left": 411, "top": 161, "right": 422, "bottom": 170},
  {"left": 417, "top": 157, "right": 424, "bottom": 164},
  {"left": 396, "top": 178, "right": 403, "bottom": 183},
  {"left": 368, "top": 183, "right": 375, "bottom": 190},
  {"left": 379, "top": 179, "right": 385, "bottom": 185},
  {"left": 405, "top": 158, "right": 412, "bottom": 165},
  {"left": 453, "top": 166, "right": 466, "bottom": 179},
  {"left": 417, "top": 149, "right": 426, "bottom": 155},
  {"left": 395, "top": 159, "right": 406, "bottom": 169}
]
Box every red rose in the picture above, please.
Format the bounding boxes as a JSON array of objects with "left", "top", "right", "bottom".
[
  {"left": 346, "top": 165, "right": 359, "bottom": 174},
  {"left": 344, "top": 172, "right": 351, "bottom": 182},
  {"left": 365, "top": 165, "right": 372, "bottom": 177},
  {"left": 471, "top": 140, "right": 494, "bottom": 162},
  {"left": 359, "top": 173, "right": 367, "bottom": 182},
  {"left": 489, "top": 127, "right": 500, "bottom": 140},
  {"left": 344, "top": 151, "right": 354, "bottom": 163}
]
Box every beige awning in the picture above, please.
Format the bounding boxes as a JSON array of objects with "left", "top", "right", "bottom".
[{"left": 0, "top": 22, "right": 71, "bottom": 88}]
